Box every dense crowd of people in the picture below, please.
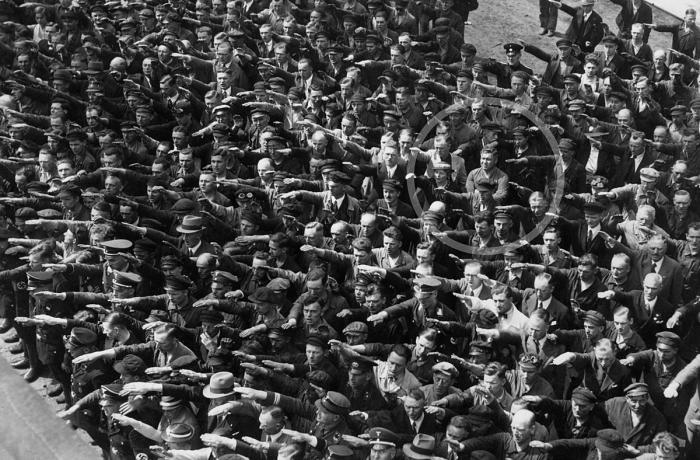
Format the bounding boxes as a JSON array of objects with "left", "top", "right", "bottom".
[{"left": 2, "top": 0, "right": 700, "bottom": 459}]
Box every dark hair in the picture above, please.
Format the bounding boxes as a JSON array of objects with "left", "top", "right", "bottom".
[{"left": 390, "top": 343, "right": 411, "bottom": 362}]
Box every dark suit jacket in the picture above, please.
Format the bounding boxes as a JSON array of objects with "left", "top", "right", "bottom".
[
  {"left": 367, "top": 405, "right": 444, "bottom": 445},
  {"left": 571, "top": 352, "right": 632, "bottom": 401},
  {"left": 611, "top": 290, "right": 675, "bottom": 346},
  {"left": 558, "top": 218, "right": 613, "bottom": 269},
  {"left": 561, "top": 4, "right": 605, "bottom": 53},
  {"left": 610, "top": 148, "right": 656, "bottom": 187},
  {"left": 520, "top": 290, "right": 573, "bottom": 330}
]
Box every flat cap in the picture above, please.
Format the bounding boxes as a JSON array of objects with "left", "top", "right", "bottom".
[
  {"left": 624, "top": 382, "right": 649, "bottom": 396},
  {"left": 249, "top": 286, "right": 278, "bottom": 304},
  {"left": 432, "top": 361, "right": 459, "bottom": 378},
  {"left": 343, "top": 321, "right": 369, "bottom": 335},
  {"left": 267, "top": 277, "right": 291, "bottom": 291},
  {"left": 583, "top": 310, "right": 606, "bottom": 327},
  {"left": 113, "top": 354, "right": 147, "bottom": 376},
  {"left": 571, "top": 386, "right": 597, "bottom": 404},
  {"left": 639, "top": 167, "right": 660, "bottom": 181},
  {"left": 656, "top": 331, "right": 681, "bottom": 348},
  {"left": 70, "top": 327, "right": 98, "bottom": 346},
  {"left": 595, "top": 429, "right": 625, "bottom": 454}
]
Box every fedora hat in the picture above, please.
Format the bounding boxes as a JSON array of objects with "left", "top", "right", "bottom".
[
  {"left": 202, "top": 372, "right": 236, "bottom": 399},
  {"left": 176, "top": 215, "right": 204, "bottom": 233},
  {"left": 403, "top": 434, "right": 436, "bottom": 460}
]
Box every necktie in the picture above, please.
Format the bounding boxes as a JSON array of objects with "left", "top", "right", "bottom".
[
  {"left": 412, "top": 421, "right": 419, "bottom": 433},
  {"left": 652, "top": 261, "right": 658, "bottom": 273},
  {"left": 587, "top": 229, "right": 593, "bottom": 246},
  {"left": 538, "top": 300, "right": 544, "bottom": 311},
  {"left": 533, "top": 338, "right": 541, "bottom": 355}
]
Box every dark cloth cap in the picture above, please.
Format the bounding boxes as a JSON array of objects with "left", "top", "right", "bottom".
[
  {"left": 134, "top": 238, "right": 157, "bottom": 251},
  {"left": 249, "top": 287, "right": 278, "bottom": 304},
  {"left": 343, "top": 321, "right": 369, "bottom": 336},
  {"left": 165, "top": 274, "right": 193, "bottom": 291},
  {"left": 239, "top": 209, "right": 262, "bottom": 226},
  {"left": 329, "top": 171, "right": 351, "bottom": 184},
  {"left": 475, "top": 309, "right": 499, "bottom": 328},
  {"left": 571, "top": 386, "right": 597, "bottom": 404},
  {"left": 559, "top": 138, "right": 577, "bottom": 151},
  {"left": 382, "top": 179, "right": 403, "bottom": 191},
  {"left": 624, "top": 382, "right": 649, "bottom": 396},
  {"left": 656, "top": 331, "right": 681, "bottom": 348},
  {"left": 170, "top": 198, "right": 196, "bottom": 214},
  {"left": 26, "top": 181, "right": 50, "bottom": 192},
  {"left": 583, "top": 310, "right": 606, "bottom": 327},
  {"left": 352, "top": 237, "right": 373, "bottom": 252},
  {"left": 70, "top": 327, "right": 98, "bottom": 346},
  {"left": 113, "top": 354, "right": 147, "bottom": 376},
  {"left": 53, "top": 68, "right": 73, "bottom": 81},
  {"left": 307, "top": 334, "right": 328, "bottom": 349}
]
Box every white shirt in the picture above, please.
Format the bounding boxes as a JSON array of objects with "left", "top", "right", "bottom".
[
  {"left": 651, "top": 258, "right": 663, "bottom": 273},
  {"left": 488, "top": 305, "right": 529, "bottom": 332},
  {"left": 586, "top": 144, "right": 600, "bottom": 174},
  {"left": 583, "top": 11, "right": 592, "bottom": 23}
]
